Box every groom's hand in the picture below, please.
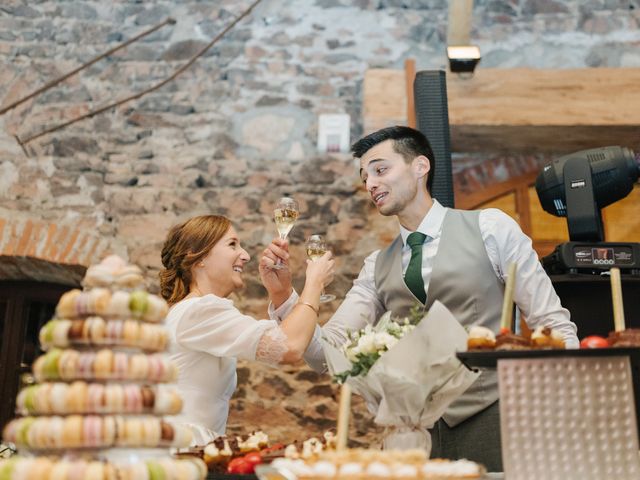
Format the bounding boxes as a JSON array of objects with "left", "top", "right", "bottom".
[{"left": 259, "top": 238, "right": 293, "bottom": 307}]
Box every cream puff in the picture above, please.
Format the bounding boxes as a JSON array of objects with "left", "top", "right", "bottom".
[{"left": 531, "top": 325, "right": 566, "bottom": 349}]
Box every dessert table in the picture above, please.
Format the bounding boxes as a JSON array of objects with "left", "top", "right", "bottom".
[
  {"left": 458, "top": 348, "right": 640, "bottom": 480},
  {"left": 457, "top": 346, "right": 640, "bottom": 437}
]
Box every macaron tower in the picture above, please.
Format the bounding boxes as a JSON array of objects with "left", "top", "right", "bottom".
[{"left": 0, "top": 255, "right": 206, "bottom": 480}]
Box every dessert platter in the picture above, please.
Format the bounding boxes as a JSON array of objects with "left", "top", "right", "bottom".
[
  {"left": 260, "top": 448, "right": 487, "bottom": 479},
  {"left": 0, "top": 256, "right": 207, "bottom": 479},
  {"left": 459, "top": 307, "right": 640, "bottom": 441},
  {"left": 460, "top": 324, "right": 640, "bottom": 368},
  {"left": 460, "top": 263, "right": 640, "bottom": 376},
  {"left": 177, "top": 429, "right": 490, "bottom": 479},
  {"left": 175, "top": 430, "right": 337, "bottom": 477},
  {"left": 176, "top": 431, "right": 272, "bottom": 476}
]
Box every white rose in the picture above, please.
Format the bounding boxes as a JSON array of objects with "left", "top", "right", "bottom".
[
  {"left": 357, "top": 333, "right": 377, "bottom": 354},
  {"left": 401, "top": 324, "right": 415, "bottom": 334},
  {"left": 346, "top": 347, "right": 359, "bottom": 362},
  {"left": 373, "top": 332, "right": 396, "bottom": 350},
  {"left": 379, "top": 332, "right": 400, "bottom": 350}
]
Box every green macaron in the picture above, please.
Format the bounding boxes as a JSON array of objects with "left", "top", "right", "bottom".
[
  {"left": 146, "top": 460, "right": 166, "bottom": 480},
  {"left": 43, "top": 349, "right": 62, "bottom": 379},
  {"left": 24, "top": 386, "right": 37, "bottom": 413},
  {"left": 0, "top": 458, "right": 17, "bottom": 480},
  {"left": 129, "top": 291, "right": 149, "bottom": 316},
  {"left": 17, "top": 417, "right": 35, "bottom": 446}
]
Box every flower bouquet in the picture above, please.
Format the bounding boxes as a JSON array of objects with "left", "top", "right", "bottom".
[{"left": 321, "top": 301, "right": 479, "bottom": 454}]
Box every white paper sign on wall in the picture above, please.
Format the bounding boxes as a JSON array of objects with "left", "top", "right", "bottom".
[{"left": 317, "top": 113, "right": 350, "bottom": 153}]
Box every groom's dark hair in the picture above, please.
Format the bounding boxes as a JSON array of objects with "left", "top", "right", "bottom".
[{"left": 351, "top": 126, "right": 435, "bottom": 193}]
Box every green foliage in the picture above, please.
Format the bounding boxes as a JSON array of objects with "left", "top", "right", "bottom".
[
  {"left": 335, "top": 351, "right": 382, "bottom": 384},
  {"left": 408, "top": 302, "right": 427, "bottom": 325},
  {"left": 333, "top": 303, "right": 427, "bottom": 384}
]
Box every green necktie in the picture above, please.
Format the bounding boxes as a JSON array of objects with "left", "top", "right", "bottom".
[{"left": 405, "top": 232, "right": 427, "bottom": 304}]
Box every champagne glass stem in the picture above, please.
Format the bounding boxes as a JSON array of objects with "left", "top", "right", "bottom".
[
  {"left": 319, "top": 289, "right": 336, "bottom": 303},
  {"left": 273, "top": 233, "right": 288, "bottom": 268}
]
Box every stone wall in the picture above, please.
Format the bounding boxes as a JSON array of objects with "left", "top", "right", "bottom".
[{"left": 1, "top": 0, "right": 640, "bottom": 446}]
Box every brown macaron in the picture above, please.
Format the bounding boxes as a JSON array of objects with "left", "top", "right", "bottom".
[
  {"left": 141, "top": 386, "right": 155, "bottom": 409},
  {"left": 160, "top": 421, "right": 174, "bottom": 443},
  {"left": 68, "top": 320, "right": 85, "bottom": 341}
]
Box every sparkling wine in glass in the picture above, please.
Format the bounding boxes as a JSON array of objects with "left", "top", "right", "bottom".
[
  {"left": 306, "top": 234, "right": 336, "bottom": 303},
  {"left": 272, "top": 196, "right": 299, "bottom": 270}
]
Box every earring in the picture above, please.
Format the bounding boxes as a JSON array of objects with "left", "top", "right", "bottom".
[{"left": 198, "top": 262, "right": 205, "bottom": 267}]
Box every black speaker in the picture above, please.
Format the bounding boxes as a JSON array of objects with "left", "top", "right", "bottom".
[
  {"left": 551, "top": 274, "right": 640, "bottom": 338},
  {"left": 413, "top": 70, "right": 455, "bottom": 208}
]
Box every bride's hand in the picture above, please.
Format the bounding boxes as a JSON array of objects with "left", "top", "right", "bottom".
[
  {"left": 305, "top": 251, "right": 335, "bottom": 290},
  {"left": 259, "top": 238, "right": 293, "bottom": 304}
]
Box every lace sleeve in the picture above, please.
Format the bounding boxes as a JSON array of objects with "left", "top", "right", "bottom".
[{"left": 255, "top": 325, "right": 289, "bottom": 365}]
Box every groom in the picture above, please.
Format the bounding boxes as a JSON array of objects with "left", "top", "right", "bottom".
[{"left": 262, "top": 126, "right": 578, "bottom": 472}]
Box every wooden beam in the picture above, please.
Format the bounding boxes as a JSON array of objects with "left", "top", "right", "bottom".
[
  {"left": 363, "top": 67, "right": 640, "bottom": 153},
  {"left": 447, "top": 68, "right": 640, "bottom": 126},
  {"left": 533, "top": 239, "right": 562, "bottom": 259},
  {"left": 447, "top": 0, "right": 473, "bottom": 45},
  {"left": 405, "top": 59, "right": 416, "bottom": 128},
  {"left": 363, "top": 69, "right": 406, "bottom": 134},
  {"left": 455, "top": 171, "right": 538, "bottom": 210},
  {"left": 451, "top": 125, "right": 640, "bottom": 154},
  {"left": 515, "top": 185, "right": 532, "bottom": 237}
]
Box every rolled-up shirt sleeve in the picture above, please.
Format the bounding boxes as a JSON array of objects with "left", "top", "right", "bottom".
[
  {"left": 266, "top": 256, "right": 386, "bottom": 373},
  {"left": 304, "top": 251, "right": 386, "bottom": 373},
  {"left": 175, "top": 296, "right": 279, "bottom": 361},
  {"left": 481, "top": 208, "right": 579, "bottom": 348},
  {"left": 268, "top": 290, "right": 299, "bottom": 321}
]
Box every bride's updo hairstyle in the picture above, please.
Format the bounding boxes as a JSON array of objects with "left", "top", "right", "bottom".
[{"left": 159, "top": 215, "right": 231, "bottom": 305}]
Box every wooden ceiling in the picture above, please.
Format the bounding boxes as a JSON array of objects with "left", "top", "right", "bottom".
[{"left": 364, "top": 67, "right": 640, "bottom": 154}]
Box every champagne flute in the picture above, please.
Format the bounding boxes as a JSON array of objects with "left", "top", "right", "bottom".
[
  {"left": 272, "top": 196, "right": 299, "bottom": 270},
  {"left": 306, "top": 234, "right": 336, "bottom": 303}
]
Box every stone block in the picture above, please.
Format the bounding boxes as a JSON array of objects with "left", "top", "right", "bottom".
[
  {"left": 0, "top": 5, "right": 40, "bottom": 18},
  {"left": 134, "top": 5, "right": 171, "bottom": 26},
  {"left": 57, "top": 3, "right": 97, "bottom": 20},
  {"left": 523, "top": 0, "right": 570, "bottom": 15},
  {"left": 50, "top": 137, "right": 99, "bottom": 157},
  {"left": 117, "top": 213, "right": 176, "bottom": 244},
  {"left": 161, "top": 40, "right": 209, "bottom": 61}
]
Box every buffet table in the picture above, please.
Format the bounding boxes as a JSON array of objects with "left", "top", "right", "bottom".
[{"left": 458, "top": 348, "right": 640, "bottom": 480}]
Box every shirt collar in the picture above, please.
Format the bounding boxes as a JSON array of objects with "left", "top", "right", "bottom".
[{"left": 400, "top": 199, "right": 447, "bottom": 246}]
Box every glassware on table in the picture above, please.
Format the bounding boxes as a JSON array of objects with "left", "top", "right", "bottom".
[
  {"left": 272, "top": 196, "right": 299, "bottom": 270},
  {"left": 305, "top": 234, "right": 336, "bottom": 303}
]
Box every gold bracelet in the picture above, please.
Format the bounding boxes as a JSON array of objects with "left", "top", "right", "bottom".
[{"left": 298, "top": 301, "right": 319, "bottom": 316}]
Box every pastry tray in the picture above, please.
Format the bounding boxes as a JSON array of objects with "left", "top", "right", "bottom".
[
  {"left": 254, "top": 465, "right": 498, "bottom": 479},
  {"left": 457, "top": 347, "right": 640, "bottom": 369}
]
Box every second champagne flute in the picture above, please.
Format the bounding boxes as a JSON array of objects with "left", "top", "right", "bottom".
[
  {"left": 272, "top": 196, "right": 299, "bottom": 270},
  {"left": 306, "top": 234, "right": 336, "bottom": 303}
]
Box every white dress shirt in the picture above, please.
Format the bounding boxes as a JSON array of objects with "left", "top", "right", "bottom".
[
  {"left": 166, "top": 294, "right": 280, "bottom": 445},
  {"left": 273, "top": 200, "right": 579, "bottom": 372}
]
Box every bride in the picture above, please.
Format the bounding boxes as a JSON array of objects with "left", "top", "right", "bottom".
[{"left": 159, "top": 214, "right": 334, "bottom": 445}]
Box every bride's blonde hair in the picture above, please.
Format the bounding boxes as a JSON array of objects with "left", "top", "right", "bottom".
[{"left": 159, "top": 215, "right": 231, "bottom": 305}]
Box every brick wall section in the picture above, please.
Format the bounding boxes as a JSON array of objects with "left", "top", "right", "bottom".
[{"left": 0, "top": 213, "right": 125, "bottom": 268}]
